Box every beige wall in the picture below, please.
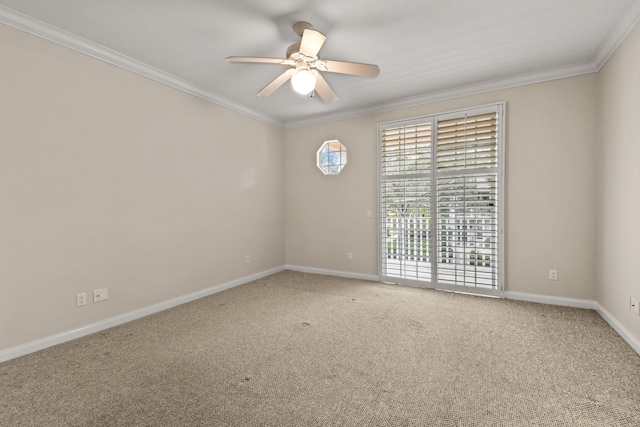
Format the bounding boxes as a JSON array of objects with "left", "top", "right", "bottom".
[
  {"left": 0, "top": 24, "right": 285, "bottom": 351},
  {"left": 597, "top": 23, "right": 640, "bottom": 344},
  {"left": 4, "top": 16, "right": 638, "bottom": 355},
  {"left": 285, "top": 75, "right": 599, "bottom": 300},
  {"left": 284, "top": 116, "right": 379, "bottom": 276}
]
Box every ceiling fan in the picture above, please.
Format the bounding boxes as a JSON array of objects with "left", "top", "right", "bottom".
[{"left": 226, "top": 22, "right": 380, "bottom": 103}]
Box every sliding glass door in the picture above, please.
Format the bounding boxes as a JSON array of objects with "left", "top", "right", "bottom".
[{"left": 379, "top": 104, "right": 504, "bottom": 296}]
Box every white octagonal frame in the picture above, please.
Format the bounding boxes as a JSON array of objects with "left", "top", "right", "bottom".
[{"left": 317, "top": 140, "right": 347, "bottom": 175}]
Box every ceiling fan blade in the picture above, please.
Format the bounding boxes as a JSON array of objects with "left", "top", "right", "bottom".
[
  {"left": 257, "top": 70, "right": 293, "bottom": 97},
  {"left": 322, "top": 60, "right": 380, "bottom": 77},
  {"left": 314, "top": 73, "right": 337, "bottom": 103},
  {"left": 299, "top": 29, "right": 326, "bottom": 58},
  {"left": 226, "top": 56, "right": 286, "bottom": 64}
]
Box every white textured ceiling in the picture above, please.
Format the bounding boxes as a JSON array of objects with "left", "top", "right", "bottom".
[{"left": 1, "top": 0, "right": 639, "bottom": 127}]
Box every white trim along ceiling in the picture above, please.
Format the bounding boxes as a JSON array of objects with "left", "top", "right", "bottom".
[{"left": 1, "top": 1, "right": 639, "bottom": 129}]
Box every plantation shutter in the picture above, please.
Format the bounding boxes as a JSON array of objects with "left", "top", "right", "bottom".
[
  {"left": 435, "top": 111, "right": 500, "bottom": 290},
  {"left": 379, "top": 121, "right": 433, "bottom": 284},
  {"left": 436, "top": 113, "right": 498, "bottom": 170},
  {"left": 379, "top": 104, "right": 504, "bottom": 296}
]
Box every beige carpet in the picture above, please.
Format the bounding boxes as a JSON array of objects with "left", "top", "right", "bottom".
[{"left": 1, "top": 271, "right": 639, "bottom": 426}]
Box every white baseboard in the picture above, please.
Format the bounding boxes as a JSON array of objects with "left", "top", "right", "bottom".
[
  {"left": 506, "top": 292, "right": 639, "bottom": 356},
  {"left": 595, "top": 304, "right": 640, "bottom": 356},
  {"left": 4, "top": 269, "right": 638, "bottom": 363},
  {"left": 0, "top": 266, "right": 286, "bottom": 364},
  {"left": 505, "top": 291, "right": 597, "bottom": 309},
  {"left": 285, "top": 264, "right": 380, "bottom": 282}
]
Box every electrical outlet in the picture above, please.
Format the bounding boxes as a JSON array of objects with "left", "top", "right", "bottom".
[
  {"left": 548, "top": 270, "right": 558, "bottom": 281},
  {"left": 348, "top": 252, "right": 353, "bottom": 261},
  {"left": 93, "top": 288, "right": 109, "bottom": 303},
  {"left": 367, "top": 209, "right": 373, "bottom": 218},
  {"left": 245, "top": 256, "right": 250, "bottom": 264},
  {"left": 76, "top": 293, "right": 87, "bottom": 307},
  {"left": 630, "top": 297, "right": 640, "bottom": 316}
]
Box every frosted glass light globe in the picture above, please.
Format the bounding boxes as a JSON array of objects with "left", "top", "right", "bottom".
[{"left": 291, "top": 69, "right": 316, "bottom": 95}]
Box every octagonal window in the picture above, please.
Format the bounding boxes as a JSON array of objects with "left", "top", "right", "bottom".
[{"left": 317, "top": 140, "right": 347, "bottom": 175}]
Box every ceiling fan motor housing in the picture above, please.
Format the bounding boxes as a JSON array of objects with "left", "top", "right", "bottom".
[
  {"left": 293, "top": 21, "right": 313, "bottom": 37},
  {"left": 286, "top": 43, "right": 301, "bottom": 59}
]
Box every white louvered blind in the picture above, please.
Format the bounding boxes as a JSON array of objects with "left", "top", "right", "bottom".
[
  {"left": 436, "top": 111, "right": 499, "bottom": 290},
  {"left": 380, "top": 123, "right": 431, "bottom": 176},
  {"left": 379, "top": 105, "right": 503, "bottom": 295},
  {"left": 379, "top": 121, "right": 432, "bottom": 284},
  {"left": 436, "top": 113, "right": 497, "bottom": 170}
]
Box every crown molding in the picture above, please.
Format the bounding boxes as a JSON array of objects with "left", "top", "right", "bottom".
[
  {"left": 0, "top": 6, "right": 284, "bottom": 128},
  {"left": 593, "top": 1, "right": 640, "bottom": 70},
  {"left": 2, "top": 3, "right": 638, "bottom": 130},
  {"left": 283, "top": 61, "right": 598, "bottom": 129}
]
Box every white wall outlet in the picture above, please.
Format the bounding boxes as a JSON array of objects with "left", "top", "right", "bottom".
[
  {"left": 347, "top": 252, "right": 353, "bottom": 261},
  {"left": 367, "top": 209, "right": 373, "bottom": 218},
  {"left": 630, "top": 296, "right": 640, "bottom": 316},
  {"left": 93, "top": 288, "right": 109, "bottom": 303},
  {"left": 245, "top": 255, "right": 250, "bottom": 264},
  {"left": 548, "top": 269, "right": 558, "bottom": 281},
  {"left": 76, "top": 292, "right": 87, "bottom": 307}
]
